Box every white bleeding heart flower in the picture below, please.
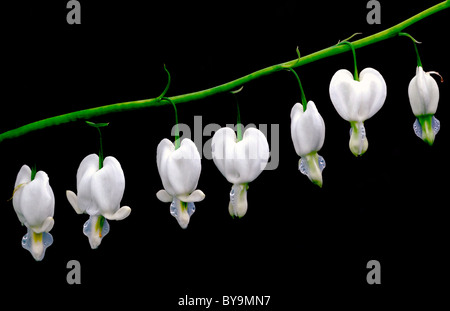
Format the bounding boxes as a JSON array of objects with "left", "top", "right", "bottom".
[
  {"left": 66, "top": 154, "right": 131, "bottom": 249},
  {"left": 211, "top": 127, "right": 269, "bottom": 218},
  {"left": 12, "top": 165, "right": 55, "bottom": 261},
  {"left": 408, "top": 66, "right": 442, "bottom": 145},
  {"left": 156, "top": 138, "right": 205, "bottom": 229},
  {"left": 329, "top": 67, "right": 387, "bottom": 156},
  {"left": 291, "top": 101, "right": 326, "bottom": 187}
]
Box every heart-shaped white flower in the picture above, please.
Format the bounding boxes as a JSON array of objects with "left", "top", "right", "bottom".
[
  {"left": 156, "top": 138, "right": 205, "bottom": 229},
  {"left": 329, "top": 67, "right": 387, "bottom": 156},
  {"left": 211, "top": 127, "right": 269, "bottom": 217},
  {"left": 66, "top": 154, "right": 131, "bottom": 249}
]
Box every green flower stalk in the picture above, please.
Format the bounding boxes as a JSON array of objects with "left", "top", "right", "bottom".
[
  {"left": 86, "top": 121, "right": 109, "bottom": 169},
  {"left": 0, "top": 1, "right": 449, "bottom": 143}
]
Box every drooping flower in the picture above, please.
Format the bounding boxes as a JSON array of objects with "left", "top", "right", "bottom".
[
  {"left": 211, "top": 127, "right": 269, "bottom": 218},
  {"left": 66, "top": 154, "right": 131, "bottom": 249},
  {"left": 12, "top": 165, "right": 55, "bottom": 261},
  {"left": 329, "top": 68, "right": 387, "bottom": 156},
  {"left": 408, "top": 66, "right": 442, "bottom": 145},
  {"left": 156, "top": 138, "right": 205, "bottom": 229},
  {"left": 291, "top": 101, "right": 326, "bottom": 187}
]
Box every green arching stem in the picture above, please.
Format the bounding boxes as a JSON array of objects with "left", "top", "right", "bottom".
[
  {"left": 398, "top": 32, "right": 423, "bottom": 67},
  {"left": 163, "top": 97, "right": 180, "bottom": 149},
  {"left": 286, "top": 67, "right": 308, "bottom": 111},
  {"left": 0, "top": 1, "right": 448, "bottom": 143},
  {"left": 338, "top": 41, "right": 359, "bottom": 81}
]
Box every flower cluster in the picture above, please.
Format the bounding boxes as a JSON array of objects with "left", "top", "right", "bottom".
[{"left": 8, "top": 34, "right": 443, "bottom": 261}]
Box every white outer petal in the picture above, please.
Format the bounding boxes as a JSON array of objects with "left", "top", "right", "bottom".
[
  {"left": 290, "top": 101, "right": 325, "bottom": 156},
  {"left": 66, "top": 190, "right": 82, "bottom": 214},
  {"left": 234, "top": 128, "right": 269, "bottom": 183},
  {"left": 90, "top": 156, "right": 125, "bottom": 217},
  {"left": 166, "top": 139, "right": 201, "bottom": 198},
  {"left": 178, "top": 189, "right": 205, "bottom": 203},
  {"left": 329, "top": 68, "right": 386, "bottom": 122},
  {"left": 408, "top": 66, "right": 439, "bottom": 116},
  {"left": 13, "top": 164, "right": 32, "bottom": 225},
  {"left": 104, "top": 206, "right": 131, "bottom": 221},
  {"left": 358, "top": 68, "right": 387, "bottom": 120},
  {"left": 156, "top": 189, "right": 173, "bottom": 202},
  {"left": 211, "top": 127, "right": 240, "bottom": 183},
  {"left": 74, "top": 154, "right": 99, "bottom": 214},
  {"left": 14, "top": 165, "right": 32, "bottom": 188},
  {"left": 156, "top": 139, "right": 176, "bottom": 195},
  {"left": 329, "top": 69, "right": 354, "bottom": 121},
  {"left": 13, "top": 169, "right": 55, "bottom": 233},
  {"left": 212, "top": 127, "right": 269, "bottom": 184}
]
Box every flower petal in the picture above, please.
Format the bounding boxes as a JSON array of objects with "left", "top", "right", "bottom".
[
  {"left": 74, "top": 154, "right": 99, "bottom": 214},
  {"left": 83, "top": 215, "right": 109, "bottom": 249},
  {"left": 414, "top": 115, "right": 440, "bottom": 145},
  {"left": 22, "top": 228, "right": 53, "bottom": 261},
  {"left": 66, "top": 190, "right": 83, "bottom": 214},
  {"left": 103, "top": 206, "right": 131, "bottom": 221},
  {"left": 329, "top": 69, "right": 354, "bottom": 121},
  {"left": 156, "top": 139, "right": 176, "bottom": 195},
  {"left": 32, "top": 216, "right": 55, "bottom": 234},
  {"left": 358, "top": 68, "right": 387, "bottom": 120},
  {"left": 12, "top": 165, "right": 32, "bottom": 225},
  {"left": 233, "top": 128, "right": 269, "bottom": 183},
  {"left": 229, "top": 183, "right": 248, "bottom": 218},
  {"left": 156, "top": 189, "right": 173, "bottom": 202},
  {"left": 178, "top": 189, "right": 205, "bottom": 203},
  {"left": 212, "top": 127, "right": 240, "bottom": 183},
  {"left": 165, "top": 138, "right": 202, "bottom": 197},
  {"left": 330, "top": 68, "right": 386, "bottom": 122},
  {"left": 212, "top": 127, "right": 269, "bottom": 184},
  {"left": 169, "top": 199, "right": 194, "bottom": 229},
  {"left": 290, "top": 101, "right": 325, "bottom": 156},
  {"left": 90, "top": 156, "right": 125, "bottom": 216},
  {"left": 298, "top": 152, "right": 325, "bottom": 187},
  {"left": 16, "top": 170, "right": 55, "bottom": 230},
  {"left": 349, "top": 121, "right": 369, "bottom": 156},
  {"left": 14, "top": 164, "right": 31, "bottom": 188},
  {"left": 408, "top": 66, "right": 439, "bottom": 116}
]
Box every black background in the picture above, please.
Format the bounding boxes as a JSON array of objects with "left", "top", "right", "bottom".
[{"left": 2, "top": 0, "right": 449, "bottom": 307}]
